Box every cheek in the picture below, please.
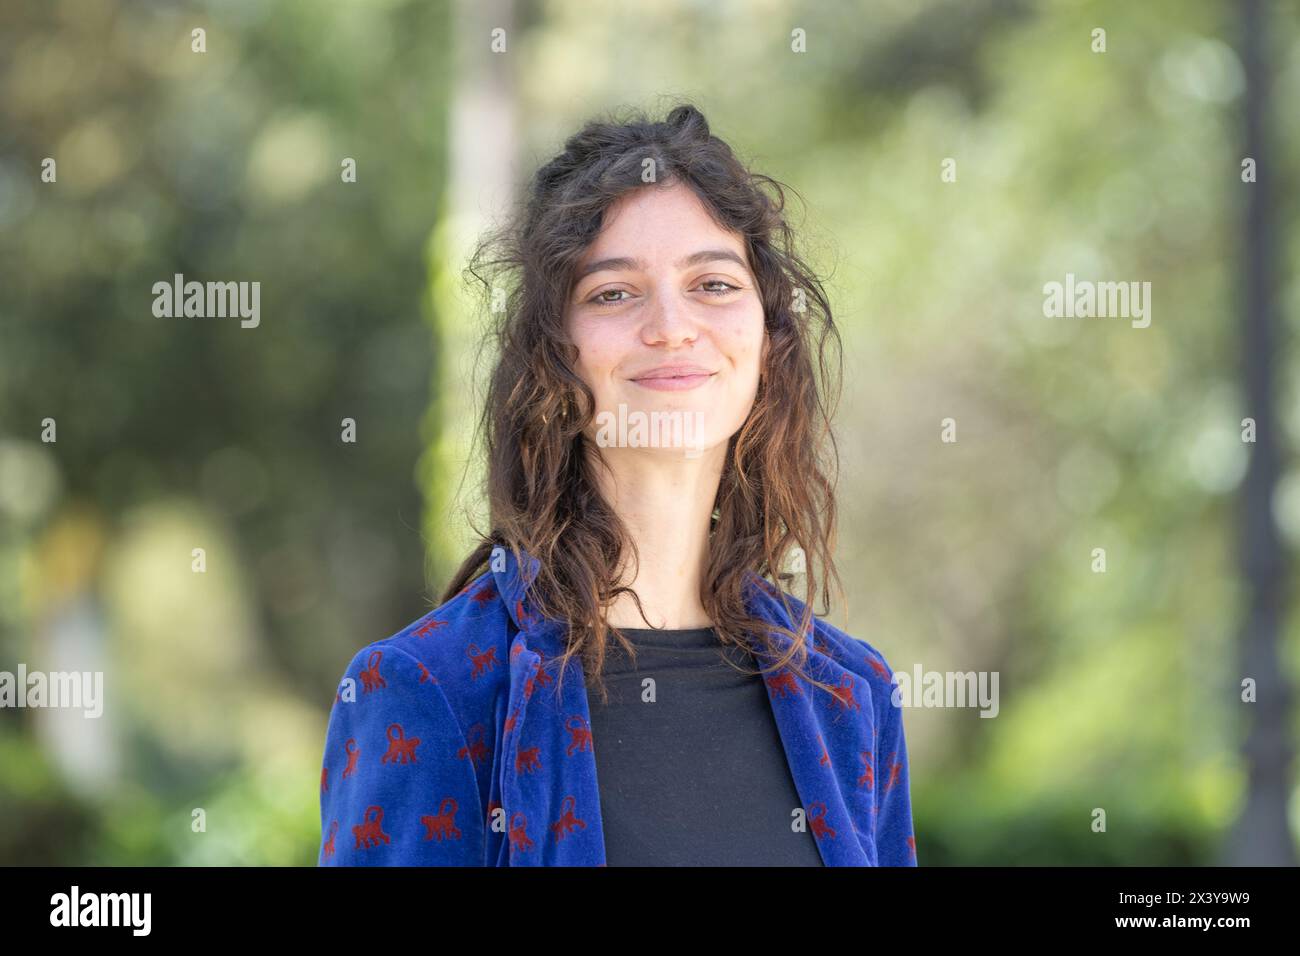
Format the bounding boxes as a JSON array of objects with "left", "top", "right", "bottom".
[
  {"left": 720, "top": 305, "right": 766, "bottom": 367},
  {"left": 569, "top": 322, "right": 622, "bottom": 386}
]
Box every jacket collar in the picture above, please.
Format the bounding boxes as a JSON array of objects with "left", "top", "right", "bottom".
[{"left": 491, "top": 544, "right": 873, "bottom": 866}]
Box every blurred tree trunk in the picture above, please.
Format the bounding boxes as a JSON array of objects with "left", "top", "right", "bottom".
[
  {"left": 1225, "top": 0, "right": 1297, "bottom": 867},
  {"left": 31, "top": 507, "right": 118, "bottom": 795},
  {"left": 425, "top": 0, "right": 521, "bottom": 590}
]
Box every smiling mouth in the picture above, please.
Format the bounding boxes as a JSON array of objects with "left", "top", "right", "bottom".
[{"left": 630, "top": 372, "right": 715, "bottom": 391}]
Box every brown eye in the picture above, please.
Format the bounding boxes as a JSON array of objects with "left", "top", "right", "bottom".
[{"left": 590, "top": 289, "right": 631, "bottom": 306}]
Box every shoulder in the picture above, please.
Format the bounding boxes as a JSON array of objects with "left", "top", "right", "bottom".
[
  {"left": 809, "top": 615, "right": 898, "bottom": 691},
  {"left": 334, "top": 569, "right": 511, "bottom": 722},
  {"left": 751, "top": 577, "right": 900, "bottom": 703},
  {"left": 803, "top": 610, "right": 910, "bottom": 743}
]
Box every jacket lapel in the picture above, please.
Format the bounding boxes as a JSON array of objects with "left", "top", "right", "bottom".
[
  {"left": 744, "top": 574, "right": 874, "bottom": 866},
  {"left": 494, "top": 548, "right": 607, "bottom": 866}
]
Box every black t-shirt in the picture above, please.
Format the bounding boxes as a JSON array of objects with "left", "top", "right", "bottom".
[{"left": 585, "top": 625, "right": 825, "bottom": 866}]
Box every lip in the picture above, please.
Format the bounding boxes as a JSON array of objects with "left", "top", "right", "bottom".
[
  {"left": 629, "top": 364, "right": 717, "bottom": 392},
  {"left": 631, "top": 373, "right": 713, "bottom": 392}
]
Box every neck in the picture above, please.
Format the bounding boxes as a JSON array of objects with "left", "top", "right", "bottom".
[{"left": 586, "top": 440, "right": 724, "bottom": 629}]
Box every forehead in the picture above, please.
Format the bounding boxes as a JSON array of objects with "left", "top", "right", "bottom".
[{"left": 580, "top": 182, "right": 742, "bottom": 259}]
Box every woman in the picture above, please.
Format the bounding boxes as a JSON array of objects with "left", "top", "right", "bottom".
[{"left": 318, "top": 103, "right": 916, "bottom": 867}]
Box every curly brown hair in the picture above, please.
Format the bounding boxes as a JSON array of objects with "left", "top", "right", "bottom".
[{"left": 440, "top": 101, "right": 846, "bottom": 706}]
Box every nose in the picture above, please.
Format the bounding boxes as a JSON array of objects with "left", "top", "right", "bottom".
[{"left": 640, "top": 285, "right": 699, "bottom": 347}]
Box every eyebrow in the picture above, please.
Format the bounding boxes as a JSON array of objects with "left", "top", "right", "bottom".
[{"left": 573, "top": 248, "right": 750, "bottom": 283}]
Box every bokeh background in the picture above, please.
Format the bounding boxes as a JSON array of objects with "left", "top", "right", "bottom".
[{"left": 2, "top": 0, "right": 1298, "bottom": 865}]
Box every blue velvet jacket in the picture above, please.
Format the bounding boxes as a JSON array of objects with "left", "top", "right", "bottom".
[{"left": 317, "top": 546, "right": 917, "bottom": 866}]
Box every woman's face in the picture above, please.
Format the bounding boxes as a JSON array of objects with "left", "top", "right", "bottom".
[{"left": 564, "top": 181, "right": 769, "bottom": 458}]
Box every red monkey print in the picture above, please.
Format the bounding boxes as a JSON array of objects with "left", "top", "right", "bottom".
[
  {"left": 413, "top": 615, "right": 449, "bottom": 638},
  {"left": 516, "top": 744, "right": 542, "bottom": 774},
  {"left": 765, "top": 670, "right": 801, "bottom": 698},
  {"left": 322, "top": 820, "right": 338, "bottom": 858},
  {"left": 508, "top": 812, "right": 534, "bottom": 853},
  {"left": 550, "top": 795, "right": 586, "bottom": 843},
  {"left": 352, "top": 806, "right": 390, "bottom": 849},
  {"left": 565, "top": 715, "right": 593, "bottom": 756},
  {"left": 381, "top": 723, "right": 421, "bottom": 764},
  {"left": 515, "top": 599, "right": 541, "bottom": 631},
  {"left": 857, "top": 750, "right": 874, "bottom": 790},
  {"left": 808, "top": 801, "right": 837, "bottom": 841},
  {"left": 525, "top": 657, "right": 554, "bottom": 700},
  {"left": 457, "top": 723, "right": 490, "bottom": 766},
  {"left": 534, "top": 652, "right": 554, "bottom": 689},
  {"left": 883, "top": 752, "right": 902, "bottom": 794},
  {"left": 829, "top": 673, "right": 860, "bottom": 711},
  {"left": 359, "top": 649, "right": 386, "bottom": 693},
  {"left": 421, "top": 798, "right": 462, "bottom": 842},
  {"left": 867, "top": 655, "right": 892, "bottom": 683},
  {"left": 342, "top": 738, "right": 360, "bottom": 779},
  {"left": 467, "top": 643, "right": 498, "bottom": 679}
]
